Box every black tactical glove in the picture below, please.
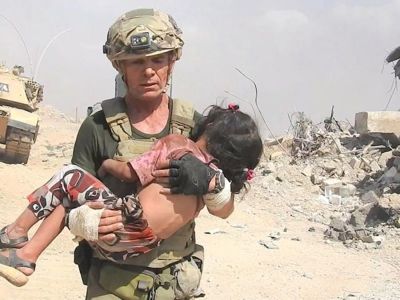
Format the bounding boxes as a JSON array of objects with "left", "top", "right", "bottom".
[{"left": 168, "top": 154, "right": 217, "bottom": 195}]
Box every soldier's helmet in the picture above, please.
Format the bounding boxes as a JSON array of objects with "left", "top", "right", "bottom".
[{"left": 103, "top": 8, "right": 184, "bottom": 71}]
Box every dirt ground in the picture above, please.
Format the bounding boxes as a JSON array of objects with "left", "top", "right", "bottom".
[{"left": 0, "top": 106, "right": 399, "bottom": 300}]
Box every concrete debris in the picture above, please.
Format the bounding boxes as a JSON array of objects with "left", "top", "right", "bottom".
[
  {"left": 360, "top": 191, "right": 379, "bottom": 204},
  {"left": 256, "top": 110, "right": 400, "bottom": 249},
  {"left": 349, "top": 157, "right": 361, "bottom": 169},
  {"left": 301, "top": 165, "right": 313, "bottom": 177},
  {"left": 355, "top": 111, "right": 400, "bottom": 136},
  {"left": 317, "top": 195, "right": 330, "bottom": 205}
]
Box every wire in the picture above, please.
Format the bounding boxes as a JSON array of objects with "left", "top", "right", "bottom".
[
  {"left": 34, "top": 28, "right": 71, "bottom": 80},
  {"left": 234, "top": 67, "right": 288, "bottom": 154},
  {"left": 0, "top": 14, "right": 34, "bottom": 76}
]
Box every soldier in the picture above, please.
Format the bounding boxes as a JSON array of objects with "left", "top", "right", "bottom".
[{"left": 70, "top": 8, "right": 233, "bottom": 299}]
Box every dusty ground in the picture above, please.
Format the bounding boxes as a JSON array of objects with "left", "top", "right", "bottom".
[{"left": 0, "top": 106, "right": 399, "bottom": 300}]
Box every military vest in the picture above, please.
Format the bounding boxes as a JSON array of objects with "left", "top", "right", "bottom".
[{"left": 100, "top": 96, "right": 197, "bottom": 268}]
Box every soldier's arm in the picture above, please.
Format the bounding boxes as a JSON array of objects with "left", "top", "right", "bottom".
[{"left": 71, "top": 116, "right": 100, "bottom": 176}]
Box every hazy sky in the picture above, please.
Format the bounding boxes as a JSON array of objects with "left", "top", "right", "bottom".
[{"left": 1, "top": 0, "right": 400, "bottom": 135}]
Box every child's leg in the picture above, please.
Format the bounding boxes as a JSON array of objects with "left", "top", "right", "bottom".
[
  {"left": 3, "top": 164, "right": 116, "bottom": 247},
  {"left": 0, "top": 165, "right": 118, "bottom": 280},
  {"left": 0, "top": 205, "right": 66, "bottom": 276},
  {"left": 0, "top": 209, "right": 35, "bottom": 248}
]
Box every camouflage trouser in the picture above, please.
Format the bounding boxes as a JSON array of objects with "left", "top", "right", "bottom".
[
  {"left": 85, "top": 246, "right": 204, "bottom": 300},
  {"left": 86, "top": 260, "right": 177, "bottom": 300}
]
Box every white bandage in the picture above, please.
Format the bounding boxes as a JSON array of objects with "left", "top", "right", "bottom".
[
  {"left": 203, "top": 180, "right": 231, "bottom": 211},
  {"left": 68, "top": 205, "right": 104, "bottom": 241}
]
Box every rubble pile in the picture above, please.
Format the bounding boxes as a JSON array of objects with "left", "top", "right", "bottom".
[{"left": 258, "top": 110, "right": 400, "bottom": 249}]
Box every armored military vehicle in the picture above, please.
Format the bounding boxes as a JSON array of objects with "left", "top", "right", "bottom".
[{"left": 0, "top": 64, "right": 43, "bottom": 164}]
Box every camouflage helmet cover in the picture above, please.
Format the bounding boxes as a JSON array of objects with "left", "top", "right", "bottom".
[{"left": 104, "top": 8, "right": 184, "bottom": 68}]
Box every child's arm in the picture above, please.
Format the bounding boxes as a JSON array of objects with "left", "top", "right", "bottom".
[{"left": 99, "top": 159, "right": 139, "bottom": 182}]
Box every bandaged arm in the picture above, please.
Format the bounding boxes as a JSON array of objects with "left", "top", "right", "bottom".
[
  {"left": 67, "top": 205, "right": 104, "bottom": 241},
  {"left": 203, "top": 180, "right": 234, "bottom": 219}
]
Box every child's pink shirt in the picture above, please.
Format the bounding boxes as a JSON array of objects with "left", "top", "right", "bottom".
[{"left": 129, "top": 134, "right": 215, "bottom": 187}]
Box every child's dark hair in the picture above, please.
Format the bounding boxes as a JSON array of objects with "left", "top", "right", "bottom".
[{"left": 191, "top": 105, "right": 263, "bottom": 193}]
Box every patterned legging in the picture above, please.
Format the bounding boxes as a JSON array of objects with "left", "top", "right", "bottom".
[{"left": 27, "top": 164, "right": 160, "bottom": 261}]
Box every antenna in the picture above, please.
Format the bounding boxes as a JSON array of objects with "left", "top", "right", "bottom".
[
  {"left": 0, "top": 14, "right": 34, "bottom": 76},
  {"left": 34, "top": 28, "right": 71, "bottom": 80}
]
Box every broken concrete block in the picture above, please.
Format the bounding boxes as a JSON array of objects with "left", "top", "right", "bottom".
[
  {"left": 349, "top": 157, "right": 361, "bottom": 169},
  {"left": 330, "top": 217, "right": 346, "bottom": 232},
  {"left": 324, "top": 228, "right": 339, "bottom": 240},
  {"left": 378, "top": 194, "right": 400, "bottom": 212},
  {"left": 301, "top": 165, "right": 313, "bottom": 177},
  {"left": 264, "top": 136, "right": 293, "bottom": 148},
  {"left": 322, "top": 178, "right": 342, "bottom": 189},
  {"left": 320, "top": 161, "right": 336, "bottom": 173},
  {"left": 317, "top": 195, "right": 330, "bottom": 205},
  {"left": 340, "top": 184, "right": 357, "bottom": 198},
  {"left": 350, "top": 210, "right": 367, "bottom": 228},
  {"left": 355, "top": 228, "right": 368, "bottom": 240},
  {"left": 338, "top": 231, "right": 347, "bottom": 241},
  {"left": 360, "top": 235, "right": 374, "bottom": 243},
  {"left": 370, "top": 161, "right": 381, "bottom": 172},
  {"left": 310, "top": 174, "right": 322, "bottom": 185},
  {"left": 360, "top": 190, "right": 379, "bottom": 204},
  {"left": 378, "top": 150, "right": 393, "bottom": 167},
  {"left": 324, "top": 185, "right": 341, "bottom": 200},
  {"left": 355, "top": 111, "right": 400, "bottom": 135},
  {"left": 346, "top": 227, "right": 357, "bottom": 240},
  {"left": 330, "top": 195, "right": 342, "bottom": 205}
]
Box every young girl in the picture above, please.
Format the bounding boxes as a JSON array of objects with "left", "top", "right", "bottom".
[{"left": 0, "top": 105, "right": 263, "bottom": 286}]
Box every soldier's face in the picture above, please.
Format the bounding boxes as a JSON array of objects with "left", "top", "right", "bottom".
[{"left": 121, "top": 53, "right": 173, "bottom": 101}]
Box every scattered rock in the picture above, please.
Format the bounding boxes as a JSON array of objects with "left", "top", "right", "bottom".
[
  {"left": 258, "top": 240, "right": 279, "bottom": 249},
  {"left": 329, "top": 217, "right": 346, "bottom": 232},
  {"left": 361, "top": 191, "right": 379, "bottom": 204},
  {"left": 204, "top": 229, "right": 226, "bottom": 235},
  {"left": 349, "top": 157, "right": 361, "bottom": 169}
]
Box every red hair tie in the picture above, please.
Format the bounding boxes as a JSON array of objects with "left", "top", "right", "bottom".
[
  {"left": 245, "top": 169, "right": 255, "bottom": 181},
  {"left": 228, "top": 103, "right": 240, "bottom": 111}
]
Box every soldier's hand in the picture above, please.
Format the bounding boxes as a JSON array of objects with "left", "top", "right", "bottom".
[
  {"left": 152, "top": 154, "right": 216, "bottom": 195},
  {"left": 85, "top": 202, "right": 123, "bottom": 243}
]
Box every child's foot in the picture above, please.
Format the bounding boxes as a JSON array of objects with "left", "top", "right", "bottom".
[
  {"left": 0, "top": 226, "right": 28, "bottom": 249},
  {"left": 0, "top": 249, "right": 35, "bottom": 286}
]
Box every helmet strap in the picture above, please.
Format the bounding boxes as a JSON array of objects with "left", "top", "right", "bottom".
[{"left": 164, "top": 53, "right": 176, "bottom": 94}]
